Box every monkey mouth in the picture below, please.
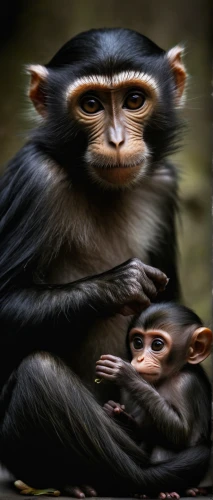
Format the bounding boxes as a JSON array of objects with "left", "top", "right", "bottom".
[
  {"left": 85, "top": 151, "right": 149, "bottom": 186},
  {"left": 102, "top": 163, "right": 141, "bottom": 169},
  {"left": 92, "top": 158, "right": 145, "bottom": 170},
  {"left": 93, "top": 162, "right": 143, "bottom": 185}
]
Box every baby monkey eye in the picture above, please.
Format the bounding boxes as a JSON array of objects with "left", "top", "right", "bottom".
[
  {"left": 132, "top": 336, "right": 143, "bottom": 349},
  {"left": 80, "top": 96, "right": 103, "bottom": 114},
  {"left": 151, "top": 339, "right": 165, "bottom": 351},
  {"left": 124, "top": 91, "right": 145, "bottom": 110}
]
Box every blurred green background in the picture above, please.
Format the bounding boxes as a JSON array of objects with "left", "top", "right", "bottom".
[{"left": 0, "top": 0, "right": 212, "bottom": 373}]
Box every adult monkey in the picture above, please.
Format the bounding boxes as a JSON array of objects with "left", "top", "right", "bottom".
[{"left": 0, "top": 28, "right": 206, "bottom": 496}]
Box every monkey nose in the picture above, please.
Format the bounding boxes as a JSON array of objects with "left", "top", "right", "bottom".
[
  {"left": 137, "top": 356, "right": 144, "bottom": 362},
  {"left": 108, "top": 126, "right": 125, "bottom": 148}
]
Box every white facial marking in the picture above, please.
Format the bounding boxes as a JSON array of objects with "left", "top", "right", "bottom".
[{"left": 66, "top": 71, "right": 160, "bottom": 100}]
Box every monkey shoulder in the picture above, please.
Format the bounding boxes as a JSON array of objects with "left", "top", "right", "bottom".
[
  {"left": 160, "top": 365, "right": 211, "bottom": 415},
  {"left": 166, "top": 364, "right": 210, "bottom": 395},
  {"left": 181, "top": 364, "right": 211, "bottom": 395}
]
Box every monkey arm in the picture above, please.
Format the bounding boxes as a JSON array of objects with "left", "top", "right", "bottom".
[
  {"left": 120, "top": 369, "right": 192, "bottom": 448},
  {"left": 96, "top": 356, "right": 192, "bottom": 448},
  {"left": 0, "top": 146, "right": 168, "bottom": 335},
  {"left": 0, "top": 258, "right": 167, "bottom": 336}
]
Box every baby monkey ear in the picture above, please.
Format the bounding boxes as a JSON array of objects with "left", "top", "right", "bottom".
[
  {"left": 27, "top": 65, "right": 49, "bottom": 117},
  {"left": 187, "top": 327, "right": 213, "bottom": 364},
  {"left": 166, "top": 46, "right": 187, "bottom": 106}
]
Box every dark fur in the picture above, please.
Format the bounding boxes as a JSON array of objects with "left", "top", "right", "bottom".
[{"left": 0, "top": 28, "right": 206, "bottom": 494}]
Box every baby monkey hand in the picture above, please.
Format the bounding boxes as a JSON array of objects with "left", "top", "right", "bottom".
[
  {"left": 103, "top": 401, "right": 138, "bottom": 435},
  {"left": 103, "top": 400, "right": 125, "bottom": 417},
  {"left": 96, "top": 354, "right": 133, "bottom": 383}
]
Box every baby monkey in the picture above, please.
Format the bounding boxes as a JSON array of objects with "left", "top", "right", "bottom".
[{"left": 96, "top": 303, "right": 213, "bottom": 498}]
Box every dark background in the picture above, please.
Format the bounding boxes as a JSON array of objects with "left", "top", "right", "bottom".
[{"left": 0, "top": 0, "right": 211, "bottom": 373}]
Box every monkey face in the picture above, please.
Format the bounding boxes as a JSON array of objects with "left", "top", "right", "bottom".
[
  {"left": 129, "top": 328, "right": 173, "bottom": 383},
  {"left": 66, "top": 72, "right": 158, "bottom": 188},
  {"left": 28, "top": 43, "right": 186, "bottom": 189}
]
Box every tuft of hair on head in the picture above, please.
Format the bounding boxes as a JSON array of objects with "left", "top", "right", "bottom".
[{"left": 128, "top": 302, "right": 203, "bottom": 334}]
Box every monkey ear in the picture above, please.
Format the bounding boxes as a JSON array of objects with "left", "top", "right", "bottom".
[
  {"left": 166, "top": 46, "right": 187, "bottom": 106},
  {"left": 187, "top": 327, "right": 213, "bottom": 364},
  {"left": 27, "top": 65, "right": 49, "bottom": 117}
]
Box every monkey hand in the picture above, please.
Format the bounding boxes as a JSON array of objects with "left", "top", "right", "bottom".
[
  {"left": 96, "top": 354, "right": 134, "bottom": 383},
  {"left": 98, "top": 258, "right": 169, "bottom": 316},
  {"left": 103, "top": 400, "right": 125, "bottom": 417},
  {"left": 103, "top": 400, "right": 139, "bottom": 438}
]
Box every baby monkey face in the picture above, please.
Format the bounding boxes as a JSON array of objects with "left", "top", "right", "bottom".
[{"left": 129, "top": 328, "right": 173, "bottom": 383}]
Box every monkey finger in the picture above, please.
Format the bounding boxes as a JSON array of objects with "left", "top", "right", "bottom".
[
  {"left": 185, "top": 488, "right": 207, "bottom": 497},
  {"left": 80, "top": 485, "right": 97, "bottom": 497},
  {"left": 96, "top": 363, "right": 115, "bottom": 373},
  {"left": 131, "top": 295, "right": 152, "bottom": 308},
  {"left": 105, "top": 400, "right": 120, "bottom": 408},
  {"left": 158, "top": 494, "right": 179, "bottom": 499},
  {"left": 139, "top": 272, "right": 161, "bottom": 298},
  {"left": 103, "top": 401, "right": 118, "bottom": 410},
  {"left": 96, "top": 367, "right": 114, "bottom": 377},
  {"left": 64, "top": 485, "right": 98, "bottom": 498},
  {"left": 103, "top": 403, "right": 114, "bottom": 413},
  {"left": 96, "top": 360, "right": 114, "bottom": 367},
  {"left": 63, "top": 485, "right": 85, "bottom": 498},
  {"left": 143, "top": 265, "right": 168, "bottom": 288},
  {"left": 95, "top": 371, "right": 114, "bottom": 380},
  {"left": 99, "top": 354, "right": 121, "bottom": 362},
  {"left": 96, "top": 370, "right": 113, "bottom": 378},
  {"left": 114, "top": 407, "right": 123, "bottom": 414},
  {"left": 103, "top": 407, "right": 117, "bottom": 418},
  {"left": 96, "top": 360, "right": 118, "bottom": 368}
]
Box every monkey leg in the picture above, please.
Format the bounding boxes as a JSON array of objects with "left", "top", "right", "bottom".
[
  {"left": 0, "top": 351, "right": 151, "bottom": 494},
  {"left": 0, "top": 353, "right": 92, "bottom": 488},
  {"left": 0, "top": 352, "right": 210, "bottom": 496}
]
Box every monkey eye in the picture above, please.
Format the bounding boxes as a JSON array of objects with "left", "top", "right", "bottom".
[
  {"left": 80, "top": 96, "right": 103, "bottom": 114},
  {"left": 132, "top": 335, "right": 143, "bottom": 350},
  {"left": 123, "top": 91, "right": 145, "bottom": 110},
  {"left": 151, "top": 338, "right": 165, "bottom": 351}
]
